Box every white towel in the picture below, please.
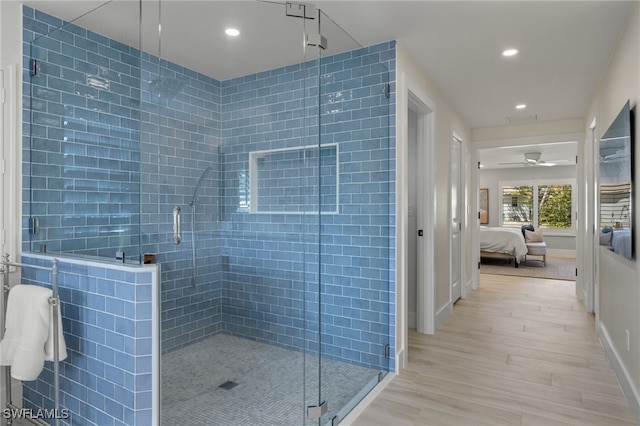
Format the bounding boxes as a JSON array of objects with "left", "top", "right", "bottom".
[{"left": 0, "top": 285, "right": 67, "bottom": 381}]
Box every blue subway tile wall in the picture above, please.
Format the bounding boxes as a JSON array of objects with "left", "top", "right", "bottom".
[
  {"left": 221, "top": 42, "right": 396, "bottom": 370},
  {"left": 23, "top": 6, "right": 224, "bottom": 356},
  {"left": 19, "top": 255, "right": 156, "bottom": 426},
  {"left": 23, "top": 5, "right": 395, "bottom": 378},
  {"left": 139, "top": 54, "right": 223, "bottom": 354}
]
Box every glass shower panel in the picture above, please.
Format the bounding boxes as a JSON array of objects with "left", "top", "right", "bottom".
[
  {"left": 302, "top": 6, "right": 323, "bottom": 425},
  {"left": 156, "top": 2, "right": 319, "bottom": 425},
  {"left": 26, "top": 2, "right": 145, "bottom": 262},
  {"left": 314, "top": 9, "right": 392, "bottom": 424}
]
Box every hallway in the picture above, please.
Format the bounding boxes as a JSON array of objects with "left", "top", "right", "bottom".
[{"left": 351, "top": 274, "right": 636, "bottom": 425}]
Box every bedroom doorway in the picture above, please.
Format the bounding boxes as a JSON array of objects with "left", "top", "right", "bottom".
[{"left": 474, "top": 140, "right": 580, "bottom": 288}]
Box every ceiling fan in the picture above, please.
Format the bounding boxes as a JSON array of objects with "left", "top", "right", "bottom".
[{"left": 499, "top": 152, "right": 569, "bottom": 167}]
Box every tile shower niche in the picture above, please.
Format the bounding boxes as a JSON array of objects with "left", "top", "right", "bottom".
[{"left": 248, "top": 144, "right": 339, "bottom": 214}]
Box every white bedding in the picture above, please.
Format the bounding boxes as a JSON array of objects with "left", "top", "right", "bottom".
[
  {"left": 480, "top": 226, "right": 528, "bottom": 262},
  {"left": 610, "top": 229, "right": 632, "bottom": 260}
]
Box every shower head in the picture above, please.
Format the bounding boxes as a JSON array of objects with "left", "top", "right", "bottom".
[{"left": 190, "top": 166, "right": 213, "bottom": 207}]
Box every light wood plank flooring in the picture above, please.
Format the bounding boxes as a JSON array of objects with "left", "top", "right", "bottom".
[{"left": 350, "top": 274, "right": 636, "bottom": 426}]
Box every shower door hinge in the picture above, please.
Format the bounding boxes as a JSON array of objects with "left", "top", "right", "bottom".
[
  {"left": 306, "top": 33, "right": 327, "bottom": 50},
  {"left": 29, "top": 217, "right": 39, "bottom": 234},
  {"left": 286, "top": 2, "right": 316, "bottom": 19},
  {"left": 384, "top": 83, "right": 390, "bottom": 99},
  {"left": 383, "top": 343, "right": 390, "bottom": 359},
  {"left": 307, "top": 401, "right": 328, "bottom": 419}
]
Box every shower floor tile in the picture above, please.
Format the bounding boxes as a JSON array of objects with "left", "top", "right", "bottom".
[{"left": 161, "top": 333, "right": 381, "bottom": 426}]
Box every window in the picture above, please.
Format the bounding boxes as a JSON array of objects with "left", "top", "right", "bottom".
[
  {"left": 500, "top": 180, "right": 575, "bottom": 233},
  {"left": 237, "top": 170, "right": 250, "bottom": 212},
  {"left": 538, "top": 184, "right": 573, "bottom": 229},
  {"left": 501, "top": 185, "right": 533, "bottom": 227}
]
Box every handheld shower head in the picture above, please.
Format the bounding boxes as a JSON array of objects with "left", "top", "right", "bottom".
[{"left": 190, "top": 166, "right": 213, "bottom": 207}]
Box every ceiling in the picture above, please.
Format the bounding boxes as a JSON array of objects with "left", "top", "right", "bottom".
[
  {"left": 23, "top": 0, "right": 637, "bottom": 166},
  {"left": 477, "top": 141, "right": 577, "bottom": 170}
]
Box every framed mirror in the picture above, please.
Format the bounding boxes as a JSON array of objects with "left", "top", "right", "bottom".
[{"left": 599, "top": 100, "right": 634, "bottom": 260}]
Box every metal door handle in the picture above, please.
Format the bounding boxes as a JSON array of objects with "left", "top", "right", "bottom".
[{"left": 173, "top": 206, "right": 182, "bottom": 244}]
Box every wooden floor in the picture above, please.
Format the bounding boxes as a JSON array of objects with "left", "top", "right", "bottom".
[{"left": 350, "top": 274, "right": 636, "bottom": 426}]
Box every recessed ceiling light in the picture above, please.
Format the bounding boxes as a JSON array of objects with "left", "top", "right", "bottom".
[
  {"left": 502, "top": 48, "right": 519, "bottom": 57},
  {"left": 515, "top": 104, "right": 527, "bottom": 109},
  {"left": 225, "top": 28, "right": 240, "bottom": 37}
]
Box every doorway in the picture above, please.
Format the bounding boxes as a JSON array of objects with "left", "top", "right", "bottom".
[{"left": 406, "top": 85, "right": 435, "bottom": 337}]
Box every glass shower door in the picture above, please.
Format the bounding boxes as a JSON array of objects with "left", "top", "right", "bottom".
[{"left": 299, "top": 5, "right": 323, "bottom": 424}]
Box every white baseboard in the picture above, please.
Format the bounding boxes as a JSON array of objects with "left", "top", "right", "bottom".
[
  {"left": 547, "top": 248, "right": 576, "bottom": 256},
  {"left": 598, "top": 322, "right": 640, "bottom": 424},
  {"left": 339, "top": 373, "right": 395, "bottom": 425},
  {"left": 435, "top": 302, "right": 452, "bottom": 328},
  {"left": 396, "top": 348, "right": 406, "bottom": 373},
  {"left": 464, "top": 278, "right": 473, "bottom": 297},
  {"left": 408, "top": 311, "right": 416, "bottom": 329}
]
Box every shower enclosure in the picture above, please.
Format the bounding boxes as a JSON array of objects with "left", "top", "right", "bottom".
[{"left": 23, "top": 1, "right": 394, "bottom": 424}]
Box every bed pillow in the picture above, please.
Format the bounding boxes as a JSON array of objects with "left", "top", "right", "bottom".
[
  {"left": 599, "top": 230, "right": 613, "bottom": 246},
  {"left": 525, "top": 228, "right": 544, "bottom": 243},
  {"left": 521, "top": 224, "right": 535, "bottom": 238}
]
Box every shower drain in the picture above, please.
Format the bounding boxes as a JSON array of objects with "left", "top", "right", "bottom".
[{"left": 218, "top": 380, "right": 238, "bottom": 390}]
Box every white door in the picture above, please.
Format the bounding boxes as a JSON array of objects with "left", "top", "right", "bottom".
[
  {"left": 450, "top": 136, "right": 462, "bottom": 303},
  {"left": 407, "top": 109, "right": 418, "bottom": 329}
]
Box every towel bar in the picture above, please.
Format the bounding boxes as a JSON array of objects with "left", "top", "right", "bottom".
[{"left": 1, "top": 254, "right": 61, "bottom": 426}]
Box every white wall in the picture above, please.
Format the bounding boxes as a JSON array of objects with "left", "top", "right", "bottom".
[
  {"left": 479, "top": 165, "right": 577, "bottom": 251},
  {"left": 0, "top": 0, "right": 21, "bottom": 263},
  {"left": 586, "top": 3, "right": 640, "bottom": 421},
  {"left": 0, "top": 1, "right": 23, "bottom": 419}
]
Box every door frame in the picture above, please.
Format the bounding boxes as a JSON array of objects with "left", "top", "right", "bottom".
[
  {"left": 450, "top": 132, "right": 464, "bottom": 304},
  {"left": 588, "top": 117, "right": 600, "bottom": 318},
  {"left": 577, "top": 118, "right": 596, "bottom": 313},
  {"left": 471, "top": 133, "right": 585, "bottom": 291},
  {"left": 397, "top": 72, "right": 436, "bottom": 372}
]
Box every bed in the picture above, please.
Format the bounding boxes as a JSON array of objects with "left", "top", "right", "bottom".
[
  {"left": 480, "top": 226, "right": 529, "bottom": 267},
  {"left": 610, "top": 229, "right": 632, "bottom": 259}
]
